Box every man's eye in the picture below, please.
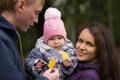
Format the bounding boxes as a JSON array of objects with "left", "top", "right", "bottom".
[
  {"left": 35, "top": 11, "right": 41, "bottom": 15},
  {"left": 35, "top": 12, "right": 39, "bottom": 15}
]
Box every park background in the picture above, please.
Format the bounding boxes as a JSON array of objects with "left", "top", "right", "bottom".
[{"left": 20, "top": 0, "right": 120, "bottom": 58}]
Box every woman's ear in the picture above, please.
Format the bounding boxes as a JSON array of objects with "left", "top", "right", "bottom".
[{"left": 15, "top": 0, "right": 25, "bottom": 12}]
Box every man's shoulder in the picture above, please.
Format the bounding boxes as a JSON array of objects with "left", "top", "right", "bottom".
[
  {"left": 0, "top": 30, "right": 9, "bottom": 40},
  {"left": 35, "top": 76, "right": 48, "bottom": 80}
]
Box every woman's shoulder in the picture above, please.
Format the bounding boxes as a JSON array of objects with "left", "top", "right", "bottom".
[
  {"left": 66, "top": 67, "right": 100, "bottom": 80},
  {"left": 81, "top": 67, "right": 100, "bottom": 78},
  {"left": 80, "top": 70, "right": 100, "bottom": 80},
  {"left": 79, "top": 63, "right": 100, "bottom": 80}
]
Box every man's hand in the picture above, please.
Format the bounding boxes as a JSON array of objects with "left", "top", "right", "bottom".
[{"left": 43, "top": 68, "right": 59, "bottom": 80}]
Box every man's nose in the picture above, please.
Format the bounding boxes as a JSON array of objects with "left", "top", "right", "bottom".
[{"left": 34, "top": 16, "right": 38, "bottom": 23}]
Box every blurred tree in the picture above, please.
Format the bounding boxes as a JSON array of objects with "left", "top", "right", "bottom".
[
  {"left": 50, "top": 0, "right": 120, "bottom": 46},
  {"left": 112, "top": 0, "right": 120, "bottom": 46},
  {"left": 21, "top": 0, "right": 120, "bottom": 57}
]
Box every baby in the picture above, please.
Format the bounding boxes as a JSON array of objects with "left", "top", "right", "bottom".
[{"left": 24, "top": 7, "right": 77, "bottom": 80}]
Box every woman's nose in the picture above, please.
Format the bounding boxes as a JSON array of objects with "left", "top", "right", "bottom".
[{"left": 79, "top": 43, "right": 86, "bottom": 50}]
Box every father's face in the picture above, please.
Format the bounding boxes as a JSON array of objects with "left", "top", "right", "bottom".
[{"left": 15, "top": 0, "right": 44, "bottom": 32}]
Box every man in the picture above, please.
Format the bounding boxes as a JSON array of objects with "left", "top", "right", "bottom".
[{"left": 0, "top": 0, "right": 59, "bottom": 80}]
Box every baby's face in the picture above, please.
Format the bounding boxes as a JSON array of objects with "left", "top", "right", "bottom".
[{"left": 47, "top": 35, "right": 65, "bottom": 50}]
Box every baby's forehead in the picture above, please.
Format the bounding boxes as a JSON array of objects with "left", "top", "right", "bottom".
[{"left": 49, "top": 35, "right": 64, "bottom": 39}]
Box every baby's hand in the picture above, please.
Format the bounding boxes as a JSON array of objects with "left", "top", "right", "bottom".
[
  {"left": 35, "top": 60, "right": 44, "bottom": 73},
  {"left": 63, "top": 59, "right": 72, "bottom": 67}
]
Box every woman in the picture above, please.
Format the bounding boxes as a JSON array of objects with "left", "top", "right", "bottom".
[{"left": 66, "top": 22, "right": 120, "bottom": 80}]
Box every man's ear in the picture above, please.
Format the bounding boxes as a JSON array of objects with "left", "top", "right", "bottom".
[{"left": 15, "top": 0, "right": 25, "bottom": 12}]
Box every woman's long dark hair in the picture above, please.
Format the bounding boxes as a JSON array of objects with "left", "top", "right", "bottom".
[{"left": 79, "top": 22, "right": 120, "bottom": 80}]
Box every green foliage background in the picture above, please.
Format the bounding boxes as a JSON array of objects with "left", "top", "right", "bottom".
[{"left": 22, "top": 0, "right": 120, "bottom": 58}]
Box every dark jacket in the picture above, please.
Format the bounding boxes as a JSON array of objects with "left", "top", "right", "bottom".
[
  {"left": 66, "top": 61, "right": 100, "bottom": 80},
  {"left": 0, "top": 15, "right": 48, "bottom": 80}
]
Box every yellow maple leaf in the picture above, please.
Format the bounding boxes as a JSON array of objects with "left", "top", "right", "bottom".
[
  {"left": 48, "top": 57, "right": 56, "bottom": 68},
  {"left": 59, "top": 51, "right": 69, "bottom": 59}
]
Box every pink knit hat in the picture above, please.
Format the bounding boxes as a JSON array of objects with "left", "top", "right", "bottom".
[{"left": 43, "top": 7, "right": 66, "bottom": 43}]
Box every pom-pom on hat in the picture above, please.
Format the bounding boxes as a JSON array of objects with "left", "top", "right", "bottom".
[{"left": 43, "top": 7, "right": 66, "bottom": 43}]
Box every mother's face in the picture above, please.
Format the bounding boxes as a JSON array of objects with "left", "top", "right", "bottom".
[{"left": 76, "top": 28, "right": 97, "bottom": 62}]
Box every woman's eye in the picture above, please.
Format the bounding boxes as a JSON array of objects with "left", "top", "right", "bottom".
[
  {"left": 86, "top": 42, "right": 94, "bottom": 47},
  {"left": 78, "top": 39, "right": 83, "bottom": 43}
]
